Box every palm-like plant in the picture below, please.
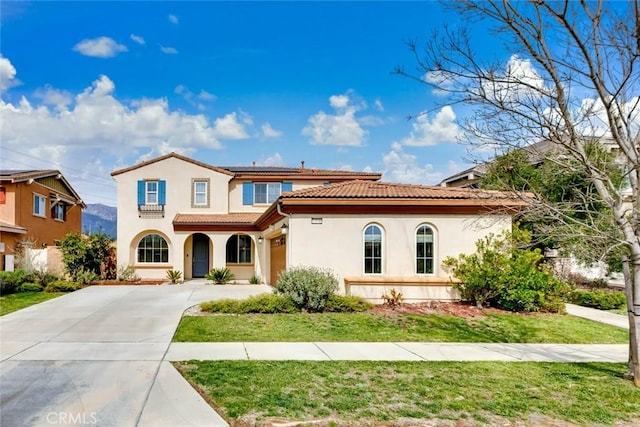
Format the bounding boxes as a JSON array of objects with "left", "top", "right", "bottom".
[{"left": 205, "top": 267, "right": 235, "bottom": 284}]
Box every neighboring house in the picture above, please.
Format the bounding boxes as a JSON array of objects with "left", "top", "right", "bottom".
[
  {"left": 111, "top": 153, "right": 525, "bottom": 301},
  {"left": 0, "top": 170, "right": 85, "bottom": 271}
]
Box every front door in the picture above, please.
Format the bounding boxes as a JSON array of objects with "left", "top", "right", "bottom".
[{"left": 192, "top": 233, "right": 210, "bottom": 278}]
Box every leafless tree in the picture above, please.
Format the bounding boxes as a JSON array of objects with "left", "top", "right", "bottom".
[{"left": 396, "top": 1, "right": 640, "bottom": 383}]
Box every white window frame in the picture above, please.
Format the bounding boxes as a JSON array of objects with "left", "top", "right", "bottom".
[
  {"left": 192, "top": 179, "right": 210, "bottom": 208},
  {"left": 363, "top": 224, "right": 383, "bottom": 275},
  {"left": 137, "top": 233, "right": 169, "bottom": 263},
  {"left": 33, "top": 194, "right": 46, "bottom": 217},
  {"left": 53, "top": 203, "right": 65, "bottom": 221},
  {"left": 145, "top": 181, "right": 158, "bottom": 205},
  {"left": 416, "top": 224, "right": 436, "bottom": 275},
  {"left": 254, "top": 182, "right": 282, "bottom": 204}
]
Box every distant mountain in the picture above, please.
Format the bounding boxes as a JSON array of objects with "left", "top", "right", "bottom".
[{"left": 82, "top": 204, "right": 117, "bottom": 239}]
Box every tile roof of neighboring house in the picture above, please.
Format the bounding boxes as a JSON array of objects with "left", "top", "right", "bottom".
[
  {"left": 0, "top": 169, "right": 85, "bottom": 207},
  {"left": 0, "top": 169, "right": 61, "bottom": 182},
  {"left": 173, "top": 213, "right": 262, "bottom": 225},
  {"left": 280, "top": 180, "right": 526, "bottom": 202},
  {"left": 111, "top": 152, "right": 381, "bottom": 181}
]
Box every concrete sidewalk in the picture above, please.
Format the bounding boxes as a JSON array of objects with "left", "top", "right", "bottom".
[
  {"left": 167, "top": 342, "right": 628, "bottom": 363},
  {"left": 565, "top": 303, "right": 629, "bottom": 329}
]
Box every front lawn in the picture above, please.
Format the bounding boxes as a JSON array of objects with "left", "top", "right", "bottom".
[
  {"left": 176, "top": 360, "right": 640, "bottom": 426},
  {"left": 0, "top": 292, "right": 64, "bottom": 316},
  {"left": 173, "top": 312, "right": 627, "bottom": 344}
]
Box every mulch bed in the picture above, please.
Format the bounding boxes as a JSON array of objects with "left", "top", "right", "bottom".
[{"left": 371, "top": 301, "right": 508, "bottom": 318}]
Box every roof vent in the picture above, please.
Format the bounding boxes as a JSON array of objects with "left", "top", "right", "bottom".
[{"left": 300, "top": 160, "right": 305, "bottom": 170}]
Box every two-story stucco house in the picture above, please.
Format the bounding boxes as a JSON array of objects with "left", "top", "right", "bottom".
[
  {"left": 112, "top": 153, "right": 525, "bottom": 301},
  {"left": 0, "top": 170, "right": 85, "bottom": 271}
]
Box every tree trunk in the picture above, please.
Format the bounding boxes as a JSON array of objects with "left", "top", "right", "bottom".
[{"left": 623, "top": 256, "right": 640, "bottom": 385}]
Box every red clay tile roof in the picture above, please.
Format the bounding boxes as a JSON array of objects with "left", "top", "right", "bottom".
[
  {"left": 281, "top": 180, "right": 526, "bottom": 201},
  {"left": 173, "top": 213, "right": 262, "bottom": 225},
  {"left": 111, "top": 153, "right": 234, "bottom": 177},
  {"left": 110, "top": 152, "right": 381, "bottom": 180}
]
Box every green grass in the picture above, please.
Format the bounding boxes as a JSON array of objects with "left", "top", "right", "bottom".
[
  {"left": 609, "top": 307, "right": 628, "bottom": 316},
  {"left": 176, "top": 361, "right": 640, "bottom": 425},
  {"left": 0, "top": 292, "right": 64, "bottom": 316},
  {"left": 173, "top": 312, "right": 628, "bottom": 344}
]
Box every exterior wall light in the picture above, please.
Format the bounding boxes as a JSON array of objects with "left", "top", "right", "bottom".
[
  {"left": 281, "top": 223, "right": 289, "bottom": 235},
  {"left": 257, "top": 236, "right": 264, "bottom": 244}
]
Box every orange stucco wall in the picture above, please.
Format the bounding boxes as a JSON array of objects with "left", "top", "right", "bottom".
[{"left": 0, "top": 181, "right": 82, "bottom": 271}]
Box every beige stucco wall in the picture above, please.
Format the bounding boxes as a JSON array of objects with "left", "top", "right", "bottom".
[
  {"left": 114, "top": 157, "right": 233, "bottom": 278},
  {"left": 285, "top": 213, "right": 512, "bottom": 300}
]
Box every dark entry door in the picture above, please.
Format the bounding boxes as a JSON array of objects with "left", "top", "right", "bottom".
[{"left": 192, "top": 234, "right": 209, "bottom": 278}]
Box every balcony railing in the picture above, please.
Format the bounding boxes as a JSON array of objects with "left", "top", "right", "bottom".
[{"left": 138, "top": 204, "right": 165, "bottom": 218}]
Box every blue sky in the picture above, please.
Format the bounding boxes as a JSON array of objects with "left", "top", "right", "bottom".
[{"left": 1, "top": 1, "right": 504, "bottom": 206}]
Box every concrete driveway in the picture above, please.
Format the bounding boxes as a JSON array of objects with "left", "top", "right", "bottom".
[{"left": 0, "top": 283, "right": 271, "bottom": 427}]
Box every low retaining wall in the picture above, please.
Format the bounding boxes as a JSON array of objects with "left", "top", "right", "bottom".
[{"left": 343, "top": 276, "right": 460, "bottom": 303}]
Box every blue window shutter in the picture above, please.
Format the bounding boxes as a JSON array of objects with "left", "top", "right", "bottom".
[
  {"left": 242, "top": 182, "right": 254, "bottom": 205},
  {"left": 282, "top": 182, "right": 292, "bottom": 193},
  {"left": 137, "top": 181, "right": 145, "bottom": 205},
  {"left": 158, "top": 180, "right": 166, "bottom": 205}
]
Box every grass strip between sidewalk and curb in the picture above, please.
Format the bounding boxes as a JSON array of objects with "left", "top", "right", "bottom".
[
  {"left": 0, "top": 292, "right": 64, "bottom": 316},
  {"left": 175, "top": 360, "right": 640, "bottom": 426},
  {"left": 173, "top": 312, "right": 628, "bottom": 344}
]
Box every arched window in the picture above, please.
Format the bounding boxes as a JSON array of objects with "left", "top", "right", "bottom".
[
  {"left": 416, "top": 225, "right": 434, "bottom": 274},
  {"left": 364, "top": 224, "right": 382, "bottom": 274},
  {"left": 226, "top": 234, "right": 252, "bottom": 264},
  {"left": 137, "top": 234, "right": 169, "bottom": 263}
]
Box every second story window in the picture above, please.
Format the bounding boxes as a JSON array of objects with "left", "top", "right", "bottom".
[
  {"left": 53, "top": 203, "right": 65, "bottom": 221},
  {"left": 254, "top": 183, "right": 281, "bottom": 204},
  {"left": 33, "top": 194, "right": 46, "bottom": 217},
  {"left": 146, "top": 181, "right": 158, "bottom": 205},
  {"left": 192, "top": 179, "right": 210, "bottom": 208}
]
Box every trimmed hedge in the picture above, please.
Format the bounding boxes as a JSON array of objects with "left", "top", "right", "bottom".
[
  {"left": 18, "top": 282, "right": 44, "bottom": 293},
  {"left": 325, "top": 295, "right": 373, "bottom": 312},
  {"left": 44, "top": 280, "right": 82, "bottom": 293},
  {"left": 201, "top": 293, "right": 297, "bottom": 314},
  {"left": 567, "top": 289, "right": 626, "bottom": 310}
]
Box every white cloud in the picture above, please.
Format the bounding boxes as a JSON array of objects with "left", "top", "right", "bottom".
[
  {"left": 160, "top": 45, "right": 178, "bottom": 54},
  {"left": 33, "top": 85, "right": 72, "bottom": 108},
  {"left": 198, "top": 90, "right": 216, "bottom": 101},
  {"left": 259, "top": 153, "right": 284, "bottom": 166},
  {"left": 382, "top": 143, "right": 444, "bottom": 185},
  {"left": 0, "top": 56, "right": 20, "bottom": 93},
  {"left": 130, "top": 34, "right": 145, "bottom": 45},
  {"left": 73, "top": 36, "right": 127, "bottom": 58},
  {"left": 329, "top": 94, "right": 349, "bottom": 109},
  {"left": 168, "top": 14, "right": 179, "bottom": 24},
  {"left": 212, "top": 112, "right": 248, "bottom": 139},
  {"left": 400, "top": 106, "right": 460, "bottom": 146},
  {"left": 374, "top": 99, "right": 384, "bottom": 111},
  {"left": 261, "top": 122, "right": 283, "bottom": 138},
  {"left": 0, "top": 74, "right": 251, "bottom": 155},
  {"left": 302, "top": 93, "right": 367, "bottom": 146}
]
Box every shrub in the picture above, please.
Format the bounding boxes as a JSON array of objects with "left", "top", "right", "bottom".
[
  {"left": 18, "top": 282, "right": 44, "bottom": 292},
  {"left": 44, "top": 280, "right": 82, "bottom": 293},
  {"left": 59, "top": 232, "right": 114, "bottom": 281},
  {"left": 29, "top": 269, "right": 61, "bottom": 287},
  {"left": 206, "top": 267, "right": 235, "bottom": 284},
  {"left": 249, "top": 275, "right": 262, "bottom": 285},
  {"left": 568, "top": 289, "right": 626, "bottom": 310},
  {"left": 74, "top": 267, "right": 99, "bottom": 285},
  {"left": 275, "top": 266, "right": 338, "bottom": 312},
  {"left": 325, "top": 294, "right": 373, "bottom": 312},
  {"left": 201, "top": 293, "right": 297, "bottom": 314},
  {"left": 0, "top": 270, "right": 27, "bottom": 295},
  {"left": 117, "top": 265, "right": 140, "bottom": 282},
  {"left": 382, "top": 289, "right": 404, "bottom": 308},
  {"left": 443, "top": 229, "right": 567, "bottom": 312},
  {"left": 166, "top": 269, "right": 183, "bottom": 284}
]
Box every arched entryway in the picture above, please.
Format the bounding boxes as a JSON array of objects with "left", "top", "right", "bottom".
[{"left": 192, "top": 233, "right": 210, "bottom": 278}]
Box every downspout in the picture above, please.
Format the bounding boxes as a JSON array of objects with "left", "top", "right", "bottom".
[{"left": 276, "top": 198, "right": 292, "bottom": 270}]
